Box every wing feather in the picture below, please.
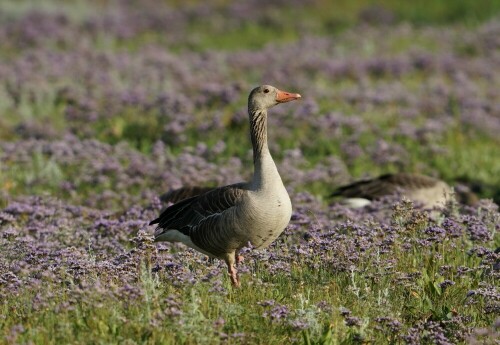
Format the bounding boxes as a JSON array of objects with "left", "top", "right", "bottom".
[
  {"left": 151, "top": 183, "right": 247, "bottom": 238},
  {"left": 159, "top": 186, "right": 215, "bottom": 204},
  {"left": 385, "top": 173, "right": 439, "bottom": 189},
  {"left": 331, "top": 173, "right": 440, "bottom": 200}
]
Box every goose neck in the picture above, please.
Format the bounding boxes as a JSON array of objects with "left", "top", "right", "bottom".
[
  {"left": 249, "top": 108, "right": 281, "bottom": 189},
  {"left": 249, "top": 109, "right": 269, "bottom": 162}
]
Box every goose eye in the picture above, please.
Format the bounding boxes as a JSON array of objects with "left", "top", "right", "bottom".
[{"left": 264, "top": 89, "right": 270, "bottom": 93}]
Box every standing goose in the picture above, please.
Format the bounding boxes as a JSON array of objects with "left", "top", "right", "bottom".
[
  {"left": 330, "top": 173, "right": 478, "bottom": 209},
  {"left": 159, "top": 186, "right": 215, "bottom": 204},
  {"left": 150, "top": 85, "right": 301, "bottom": 286}
]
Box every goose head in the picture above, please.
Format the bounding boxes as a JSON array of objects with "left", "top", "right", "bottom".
[{"left": 248, "top": 85, "right": 301, "bottom": 112}]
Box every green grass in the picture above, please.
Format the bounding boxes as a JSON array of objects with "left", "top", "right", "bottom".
[{"left": 2, "top": 222, "right": 495, "bottom": 344}]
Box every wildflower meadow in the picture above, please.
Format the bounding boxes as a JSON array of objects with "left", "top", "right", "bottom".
[{"left": 1, "top": 1, "right": 499, "bottom": 344}]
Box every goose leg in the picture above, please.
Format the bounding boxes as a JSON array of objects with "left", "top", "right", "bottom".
[
  {"left": 224, "top": 253, "right": 240, "bottom": 287},
  {"left": 236, "top": 253, "right": 244, "bottom": 265}
]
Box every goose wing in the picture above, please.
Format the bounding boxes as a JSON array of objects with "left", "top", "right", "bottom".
[
  {"left": 385, "top": 173, "right": 439, "bottom": 189},
  {"left": 331, "top": 174, "right": 400, "bottom": 200},
  {"left": 159, "top": 186, "right": 216, "bottom": 204},
  {"left": 331, "top": 173, "right": 440, "bottom": 200},
  {"left": 150, "top": 183, "right": 247, "bottom": 238}
]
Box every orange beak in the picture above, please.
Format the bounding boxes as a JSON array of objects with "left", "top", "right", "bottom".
[{"left": 276, "top": 89, "right": 302, "bottom": 103}]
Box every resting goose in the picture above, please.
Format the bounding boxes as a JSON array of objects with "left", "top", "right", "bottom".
[
  {"left": 330, "top": 173, "right": 477, "bottom": 209},
  {"left": 150, "top": 85, "right": 301, "bottom": 286}
]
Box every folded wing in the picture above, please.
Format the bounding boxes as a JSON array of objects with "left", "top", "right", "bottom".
[{"left": 151, "top": 183, "right": 247, "bottom": 238}]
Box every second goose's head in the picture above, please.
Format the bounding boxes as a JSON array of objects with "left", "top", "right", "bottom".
[{"left": 248, "top": 85, "right": 301, "bottom": 112}]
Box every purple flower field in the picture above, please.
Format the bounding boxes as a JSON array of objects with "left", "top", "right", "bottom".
[{"left": 1, "top": 1, "right": 499, "bottom": 343}]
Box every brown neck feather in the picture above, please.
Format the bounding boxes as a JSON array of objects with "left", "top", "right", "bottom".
[{"left": 249, "top": 109, "right": 268, "bottom": 163}]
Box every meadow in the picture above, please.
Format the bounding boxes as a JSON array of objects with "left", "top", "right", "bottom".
[{"left": 1, "top": 0, "right": 499, "bottom": 343}]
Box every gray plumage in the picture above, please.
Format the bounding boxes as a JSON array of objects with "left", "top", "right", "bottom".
[
  {"left": 150, "top": 85, "right": 302, "bottom": 286},
  {"left": 159, "top": 186, "right": 215, "bottom": 204},
  {"left": 331, "top": 173, "right": 477, "bottom": 208}
]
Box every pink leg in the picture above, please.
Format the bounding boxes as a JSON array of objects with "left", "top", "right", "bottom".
[
  {"left": 224, "top": 253, "right": 240, "bottom": 287},
  {"left": 228, "top": 264, "right": 240, "bottom": 287},
  {"left": 236, "top": 254, "right": 244, "bottom": 265}
]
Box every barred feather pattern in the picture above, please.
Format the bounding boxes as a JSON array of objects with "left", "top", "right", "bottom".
[{"left": 250, "top": 110, "right": 267, "bottom": 161}]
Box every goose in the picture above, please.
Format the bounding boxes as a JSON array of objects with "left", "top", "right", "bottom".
[
  {"left": 150, "top": 85, "right": 301, "bottom": 286},
  {"left": 159, "top": 186, "right": 215, "bottom": 204},
  {"left": 330, "top": 173, "right": 478, "bottom": 209}
]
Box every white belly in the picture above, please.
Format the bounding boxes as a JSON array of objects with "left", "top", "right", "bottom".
[
  {"left": 246, "top": 190, "right": 292, "bottom": 249},
  {"left": 155, "top": 229, "right": 216, "bottom": 257}
]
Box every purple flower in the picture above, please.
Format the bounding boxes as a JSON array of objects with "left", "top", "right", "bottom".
[
  {"left": 263, "top": 304, "right": 289, "bottom": 322},
  {"left": 345, "top": 316, "right": 362, "bottom": 327},
  {"left": 424, "top": 225, "right": 446, "bottom": 242},
  {"left": 441, "top": 218, "right": 463, "bottom": 238},
  {"left": 375, "top": 317, "right": 402, "bottom": 333},
  {"left": 439, "top": 280, "right": 455, "bottom": 290},
  {"left": 462, "top": 215, "right": 492, "bottom": 242},
  {"left": 289, "top": 319, "right": 310, "bottom": 330}
]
